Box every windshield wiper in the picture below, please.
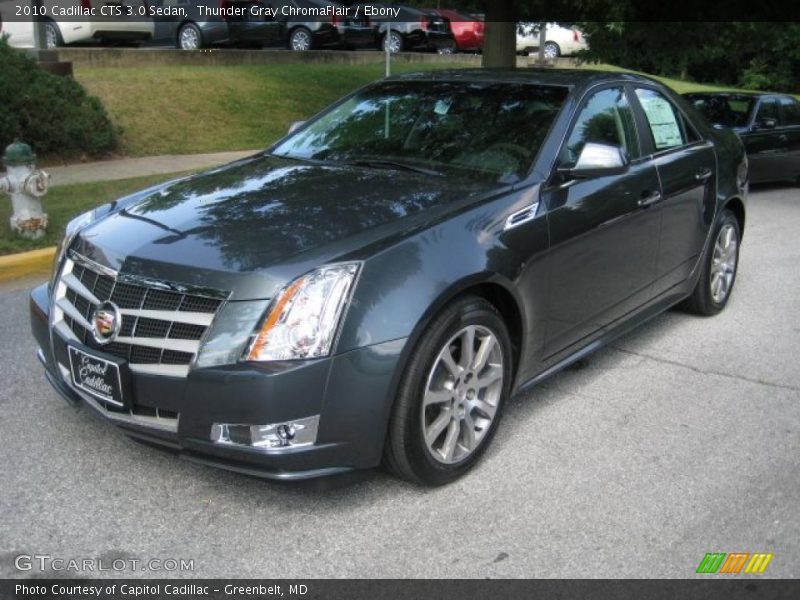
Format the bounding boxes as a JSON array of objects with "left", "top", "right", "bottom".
[{"left": 344, "top": 159, "right": 442, "bottom": 177}]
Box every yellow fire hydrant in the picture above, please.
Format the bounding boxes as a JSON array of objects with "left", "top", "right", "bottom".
[{"left": 0, "top": 141, "right": 50, "bottom": 240}]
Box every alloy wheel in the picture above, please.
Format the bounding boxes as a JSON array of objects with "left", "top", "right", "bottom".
[
  {"left": 180, "top": 27, "right": 199, "bottom": 50},
  {"left": 45, "top": 23, "right": 59, "bottom": 49},
  {"left": 543, "top": 43, "right": 559, "bottom": 59},
  {"left": 422, "top": 325, "right": 504, "bottom": 465},
  {"left": 291, "top": 30, "right": 311, "bottom": 51},
  {"left": 385, "top": 32, "right": 402, "bottom": 53},
  {"left": 710, "top": 222, "right": 738, "bottom": 304}
]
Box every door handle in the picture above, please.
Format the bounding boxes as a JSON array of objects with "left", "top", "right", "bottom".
[
  {"left": 695, "top": 168, "right": 713, "bottom": 182},
  {"left": 637, "top": 191, "right": 662, "bottom": 208}
]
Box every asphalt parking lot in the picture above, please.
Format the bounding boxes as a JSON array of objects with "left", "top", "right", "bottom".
[{"left": 0, "top": 186, "right": 798, "bottom": 579}]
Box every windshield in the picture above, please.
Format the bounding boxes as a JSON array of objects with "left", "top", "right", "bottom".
[
  {"left": 272, "top": 81, "right": 568, "bottom": 183},
  {"left": 686, "top": 94, "right": 756, "bottom": 128}
]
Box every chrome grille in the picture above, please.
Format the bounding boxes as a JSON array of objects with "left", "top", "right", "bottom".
[{"left": 52, "top": 252, "right": 227, "bottom": 378}]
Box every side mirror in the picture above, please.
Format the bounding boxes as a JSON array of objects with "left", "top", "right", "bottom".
[
  {"left": 754, "top": 117, "right": 777, "bottom": 130},
  {"left": 560, "top": 142, "right": 629, "bottom": 179},
  {"left": 288, "top": 120, "right": 306, "bottom": 135}
]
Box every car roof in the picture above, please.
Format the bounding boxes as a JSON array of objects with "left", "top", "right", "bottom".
[{"left": 390, "top": 68, "right": 663, "bottom": 90}]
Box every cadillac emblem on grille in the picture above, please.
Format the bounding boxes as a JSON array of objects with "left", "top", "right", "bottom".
[{"left": 91, "top": 301, "right": 121, "bottom": 345}]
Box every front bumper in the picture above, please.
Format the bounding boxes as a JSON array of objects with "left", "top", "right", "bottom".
[{"left": 30, "top": 283, "right": 406, "bottom": 481}]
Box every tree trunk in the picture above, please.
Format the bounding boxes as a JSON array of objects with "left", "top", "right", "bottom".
[
  {"left": 481, "top": 0, "right": 518, "bottom": 69},
  {"left": 537, "top": 22, "right": 547, "bottom": 63},
  {"left": 482, "top": 22, "right": 517, "bottom": 68}
]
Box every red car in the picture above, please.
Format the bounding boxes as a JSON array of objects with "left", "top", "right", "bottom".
[{"left": 424, "top": 8, "right": 484, "bottom": 52}]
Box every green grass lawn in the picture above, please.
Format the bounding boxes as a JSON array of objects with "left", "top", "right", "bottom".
[
  {"left": 0, "top": 173, "right": 187, "bottom": 256},
  {"left": 72, "top": 60, "right": 767, "bottom": 159},
  {"left": 73, "top": 62, "right": 463, "bottom": 158}
]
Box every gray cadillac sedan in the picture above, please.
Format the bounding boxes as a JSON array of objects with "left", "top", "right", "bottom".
[{"left": 30, "top": 70, "right": 747, "bottom": 485}]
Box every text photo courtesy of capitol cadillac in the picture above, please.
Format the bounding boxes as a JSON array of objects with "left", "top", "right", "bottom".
[{"left": 1, "top": 0, "right": 800, "bottom": 597}]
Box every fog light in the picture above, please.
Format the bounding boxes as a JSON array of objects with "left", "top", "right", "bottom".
[{"left": 211, "top": 415, "right": 319, "bottom": 451}]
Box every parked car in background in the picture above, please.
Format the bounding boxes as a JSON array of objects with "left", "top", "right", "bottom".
[
  {"left": 517, "top": 22, "right": 587, "bottom": 58},
  {"left": 267, "top": 0, "right": 375, "bottom": 51},
  {"left": 151, "top": 0, "right": 282, "bottom": 50},
  {"left": 423, "top": 8, "right": 483, "bottom": 53},
  {"left": 0, "top": 2, "right": 35, "bottom": 47},
  {"left": 32, "top": 70, "right": 747, "bottom": 486},
  {"left": 685, "top": 92, "right": 800, "bottom": 184},
  {"left": 34, "top": 0, "right": 154, "bottom": 48},
  {"left": 353, "top": 3, "right": 454, "bottom": 53}
]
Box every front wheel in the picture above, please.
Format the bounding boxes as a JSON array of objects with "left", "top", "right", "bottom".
[
  {"left": 543, "top": 41, "right": 560, "bottom": 58},
  {"left": 289, "top": 27, "right": 313, "bottom": 51},
  {"left": 681, "top": 209, "right": 741, "bottom": 316},
  {"left": 382, "top": 30, "right": 403, "bottom": 53},
  {"left": 178, "top": 23, "right": 203, "bottom": 50},
  {"left": 44, "top": 21, "right": 63, "bottom": 49},
  {"left": 384, "top": 296, "right": 513, "bottom": 486},
  {"left": 437, "top": 40, "right": 457, "bottom": 55}
]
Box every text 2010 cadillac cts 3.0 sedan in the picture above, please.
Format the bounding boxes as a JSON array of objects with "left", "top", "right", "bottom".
[{"left": 30, "top": 70, "right": 748, "bottom": 486}]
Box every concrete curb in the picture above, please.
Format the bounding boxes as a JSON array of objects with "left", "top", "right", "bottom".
[{"left": 0, "top": 247, "right": 56, "bottom": 283}]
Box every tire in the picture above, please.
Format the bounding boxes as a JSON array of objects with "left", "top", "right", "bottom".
[
  {"left": 680, "top": 209, "right": 741, "bottom": 316},
  {"left": 382, "top": 30, "right": 403, "bottom": 54},
  {"left": 177, "top": 23, "right": 203, "bottom": 50},
  {"left": 289, "top": 27, "right": 313, "bottom": 52},
  {"left": 44, "top": 21, "right": 63, "bottom": 49},
  {"left": 437, "top": 40, "right": 457, "bottom": 55},
  {"left": 543, "top": 41, "right": 560, "bottom": 59},
  {"left": 384, "top": 296, "right": 513, "bottom": 486}
]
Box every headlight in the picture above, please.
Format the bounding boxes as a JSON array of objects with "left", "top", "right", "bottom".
[{"left": 245, "top": 263, "right": 360, "bottom": 362}]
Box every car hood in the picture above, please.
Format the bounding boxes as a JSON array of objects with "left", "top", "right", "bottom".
[{"left": 73, "top": 154, "right": 502, "bottom": 300}]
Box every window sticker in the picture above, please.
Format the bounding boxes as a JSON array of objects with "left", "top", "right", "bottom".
[
  {"left": 639, "top": 96, "right": 683, "bottom": 149},
  {"left": 434, "top": 99, "right": 452, "bottom": 116}
]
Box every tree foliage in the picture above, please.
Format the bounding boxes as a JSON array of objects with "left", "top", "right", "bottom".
[
  {"left": 580, "top": 22, "right": 800, "bottom": 91},
  {"left": 0, "top": 36, "right": 119, "bottom": 159},
  {"left": 403, "top": 1, "right": 799, "bottom": 90}
]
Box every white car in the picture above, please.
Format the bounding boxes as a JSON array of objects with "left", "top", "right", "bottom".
[
  {"left": 0, "top": 1, "right": 35, "bottom": 46},
  {"left": 1, "top": 0, "right": 153, "bottom": 48},
  {"left": 517, "top": 22, "right": 587, "bottom": 58}
]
